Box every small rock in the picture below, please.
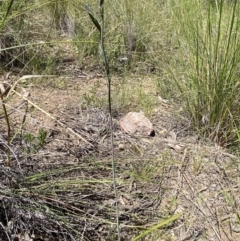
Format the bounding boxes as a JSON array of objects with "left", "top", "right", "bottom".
[
  {"left": 118, "top": 143, "right": 125, "bottom": 150},
  {"left": 119, "top": 112, "right": 155, "bottom": 136}
]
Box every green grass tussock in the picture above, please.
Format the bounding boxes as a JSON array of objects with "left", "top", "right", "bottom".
[{"left": 169, "top": 0, "right": 240, "bottom": 146}]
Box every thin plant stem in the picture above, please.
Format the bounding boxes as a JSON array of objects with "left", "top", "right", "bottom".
[
  {"left": 85, "top": 1, "right": 120, "bottom": 239},
  {"left": 0, "top": 0, "right": 15, "bottom": 30},
  {"left": 0, "top": 0, "right": 16, "bottom": 166},
  {"left": 99, "top": 2, "right": 120, "bottom": 240},
  {"left": 0, "top": 89, "right": 11, "bottom": 166}
]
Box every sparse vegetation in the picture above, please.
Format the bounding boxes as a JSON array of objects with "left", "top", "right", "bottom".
[
  {"left": 1, "top": 0, "right": 240, "bottom": 240},
  {"left": 23, "top": 128, "right": 47, "bottom": 154}
]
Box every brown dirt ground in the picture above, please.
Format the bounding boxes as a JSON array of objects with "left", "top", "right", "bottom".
[{"left": 1, "top": 68, "right": 240, "bottom": 241}]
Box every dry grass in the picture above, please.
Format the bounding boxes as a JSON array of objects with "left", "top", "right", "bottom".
[{"left": 1, "top": 72, "right": 240, "bottom": 240}]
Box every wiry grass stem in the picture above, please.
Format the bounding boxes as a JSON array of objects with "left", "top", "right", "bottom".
[
  {"left": 85, "top": 1, "right": 120, "bottom": 240},
  {"left": 0, "top": 89, "right": 11, "bottom": 166}
]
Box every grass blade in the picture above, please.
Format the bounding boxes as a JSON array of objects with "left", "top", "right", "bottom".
[{"left": 131, "top": 213, "right": 183, "bottom": 241}]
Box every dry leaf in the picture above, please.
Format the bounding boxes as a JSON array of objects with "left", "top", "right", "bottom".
[
  {"left": 167, "top": 143, "right": 186, "bottom": 153},
  {"left": 22, "top": 89, "right": 30, "bottom": 98},
  {"left": 119, "top": 195, "right": 132, "bottom": 206},
  {"left": 169, "top": 130, "right": 177, "bottom": 141},
  {"left": 158, "top": 95, "right": 169, "bottom": 103}
]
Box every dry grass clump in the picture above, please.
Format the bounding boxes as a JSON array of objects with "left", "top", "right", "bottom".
[{"left": 1, "top": 98, "right": 240, "bottom": 240}]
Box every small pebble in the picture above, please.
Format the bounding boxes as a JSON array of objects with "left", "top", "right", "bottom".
[{"left": 118, "top": 143, "right": 125, "bottom": 150}]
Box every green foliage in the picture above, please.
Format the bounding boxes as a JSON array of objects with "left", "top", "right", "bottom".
[
  {"left": 23, "top": 128, "right": 47, "bottom": 154},
  {"left": 137, "top": 88, "right": 155, "bottom": 116},
  {"left": 45, "top": 0, "right": 76, "bottom": 37},
  {"left": 27, "top": 46, "right": 60, "bottom": 74},
  {"left": 82, "top": 80, "right": 102, "bottom": 107},
  {"left": 0, "top": 0, "right": 169, "bottom": 73},
  {"left": 169, "top": 0, "right": 240, "bottom": 146},
  {"left": 69, "top": 0, "right": 169, "bottom": 71},
  {"left": 131, "top": 213, "right": 182, "bottom": 241},
  {"left": 0, "top": 0, "right": 14, "bottom": 30}
]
